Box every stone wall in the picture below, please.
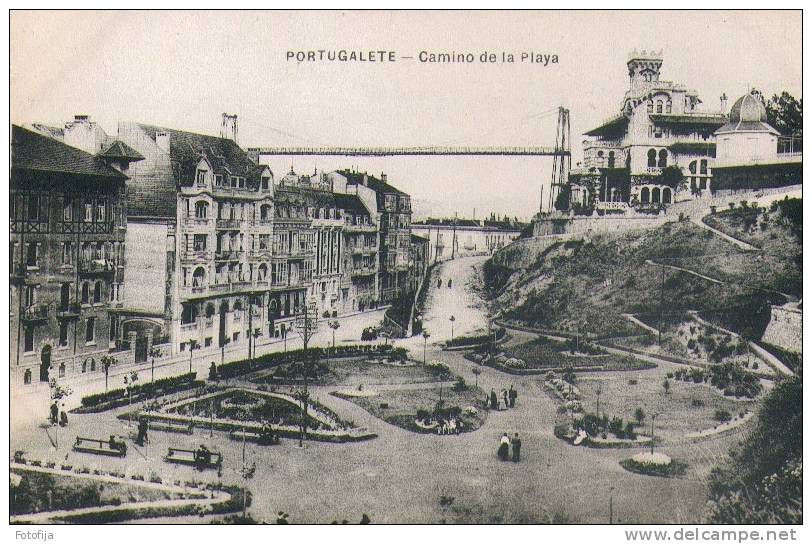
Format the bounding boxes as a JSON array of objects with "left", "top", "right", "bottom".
[
  {"left": 532, "top": 212, "right": 673, "bottom": 238},
  {"left": 761, "top": 305, "right": 802, "bottom": 354}
]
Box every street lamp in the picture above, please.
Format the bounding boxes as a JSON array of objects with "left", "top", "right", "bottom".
[
  {"left": 449, "top": 315, "right": 456, "bottom": 340},
  {"left": 148, "top": 346, "right": 162, "bottom": 386},
  {"left": 329, "top": 320, "right": 341, "bottom": 353},
  {"left": 422, "top": 330, "right": 431, "bottom": 364}
]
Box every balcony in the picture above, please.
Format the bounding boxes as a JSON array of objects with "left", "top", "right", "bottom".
[
  {"left": 79, "top": 259, "right": 115, "bottom": 276},
  {"left": 351, "top": 266, "right": 377, "bottom": 277},
  {"left": 216, "top": 219, "right": 243, "bottom": 229},
  {"left": 181, "top": 250, "right": 213, "bottom": 263},
  {"left": 22, "top": 304, "right": 49, "bottom": 323},
  {"left": 182, "top": 217, "right": 212, "bottom": 229},
  {"left": 56, "top": 302, "right": 81, "bottom": 319},
  {"left": 344, "top": 223, "right": 376, "bottom": 233}
]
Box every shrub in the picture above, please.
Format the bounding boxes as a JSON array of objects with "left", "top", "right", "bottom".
[
  {"left": 451, "top": 376, "right": 467, "bottom": 392},
  {"left": 715, "top": 410, "right": 732, "bottom": 423}
]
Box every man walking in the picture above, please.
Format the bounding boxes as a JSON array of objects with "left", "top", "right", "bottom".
[
  {"left": 511, "top": 433, "right": 522, "bottom": 462},
  {"left": 508, "top": 385, "right": 517, "bottom": 408}
]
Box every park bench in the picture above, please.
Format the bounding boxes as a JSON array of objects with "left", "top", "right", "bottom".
[
  {"left": 164, "top": 447, "right": 223, "bottom": 471},
  {"left": 150, "top": 421, "right": 194, "bottom": 435},
  {"left": 73, "top": 436, "right": 127, "bottom": 457},
  {"left": 229, "top": 429, "right": 281, "bottom": 446}
]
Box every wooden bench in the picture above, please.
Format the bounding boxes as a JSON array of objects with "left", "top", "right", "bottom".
[
  {"left": 73, "top": 436, "right": 127, "bottom": 457},
  {"left": 229, "top": 430, "right": 281, "bottom": 446},
  {"left": 150, "top": 421, "right": 194, "bottom": 435},
  {"left": 164, "top": 447, "right": 222, "bottom": 471}
]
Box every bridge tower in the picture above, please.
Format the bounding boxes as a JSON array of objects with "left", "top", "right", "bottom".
[{"left": 544, "top": 107, "right": 571, "bottom": 213}]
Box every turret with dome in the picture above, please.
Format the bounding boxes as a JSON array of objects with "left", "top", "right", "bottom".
[{"left": 715, "top": 92, "right": 781, "bottom": 165}]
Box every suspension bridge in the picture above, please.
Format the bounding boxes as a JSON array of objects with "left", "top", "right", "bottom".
[{"left": 242, "top": 106, "right": 572, "bottom": 214}]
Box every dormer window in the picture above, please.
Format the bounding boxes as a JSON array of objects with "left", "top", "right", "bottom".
[
  {"left": 656, "top": 100, "right": 663, "bottom": 114},
  {"left": 196, "top": 169, "right": 207, "bottom": 185},
  {"left": 215, "top": 174, "right": 224, "bottom": 186},
  {"left": 647, "top": 100, "right": 653, "bottom": 113},
  {"left": 261, "top": 176, "right": 270, "bottom": 191}
]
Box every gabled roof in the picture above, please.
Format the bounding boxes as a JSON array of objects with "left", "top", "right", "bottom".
[
  {"left": 11, "top": 124, "right": 127, "bottom": 181},
  {"left": 336, "top": 169, "right": 408, "bottom": 196},
  {"left": 410, "top": 233, "right": 429, "bottom": 243},
  {"left": 98, "top": 140, "right": 145, "bottom": 161}
]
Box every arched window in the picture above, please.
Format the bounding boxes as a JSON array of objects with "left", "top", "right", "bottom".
[
  {"left": 640, "top": 187, "right": 650, "bottom": 204},
  {"left": 647, "top": 149, "right": 657, "bottom": 167},
  {"left": 662, "top": 188, "right": 672, "bottom": 204},
  {"left": 60, "top": 283, "right": 71, "bottom": 307},
  {"left": 81, "top": 282, "right": 90, "bottom": 304},
  {"left": 665, "top": 100, "right": 672, "bottom": 113},
  {"left": 700, "top": 159, "right": 708, "bottom": 175},
  {"left": 205, "top": 303, "right": 216, "bottom": 318},
  {"left": 652, "top": 187, "right": 661, "bottom": 203},
  {"left": 260, "top": 204, "right": 272, "bottom": 221},
  {"left": 59, "top": 362, "right": 66, "bottom": 377},
  {"left": 195, "top": 201, "right": 209, "bottom": 219},
  {"left": 689, "top": 161, "right": 697, "bottom": 175},
  {"left": 608, "top": 151, "right": 615, "bottom": 168},
  {"left": 192, "top": 267, "right": 206, "bottom": 287},
  {"left": 658, "top": 149, "right": 668, "bottom": 168},
  {"left": 257, "top": 263, "right": 268, "bottom": 281},
  {"left": 647, "top": 100, "right": 653, "bottom": 113},
  {"left": 656, "top": 100, "right": 663, "bottom": 113},
  {"left": 24, "top": 369, "right": 32, "bottom": 385},
  {"left": 596, "top": 150, "right": 604, "bottom": 167},
  {"left": 93, "top": 281, "right": 103, "bottom": 303}
]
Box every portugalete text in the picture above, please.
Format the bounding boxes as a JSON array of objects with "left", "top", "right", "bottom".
[{"left": 287, "top": 50, "right": 396, "bottom": 62}]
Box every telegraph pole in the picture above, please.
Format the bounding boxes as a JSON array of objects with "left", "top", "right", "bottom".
[{"left": 451, "top": 212, "right": 458, "bottom": 260}]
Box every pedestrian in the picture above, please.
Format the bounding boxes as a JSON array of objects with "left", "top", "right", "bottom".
[
  {"left": 360, "top": 514, "right": 371, "bottom": 524},
  {"left": 437, "top": 278, "right": 442, "bottom": 289},
  {"left": 502, "top": 389, "right": 509, "bottom": 409},
  {"left": 59, "top": 404, "right": 68, "bottom": 427},
  {"left": 490, "top": 389, "right": 498, "bottom": 410},
  {"left": 276, "top": 511, "right": 289, "bottom": 524},
  {"left": 447, "top": 278, "right": 452, "bottom": 288},
  {"left": 511, "top": 433, "right": 522, "bottom": 462},
  {"left": 509, "top": 385, "right": 517, "bottom": 408},
  {"left": 497, "top": 433, "right": 510, "bottom": 461},
  {"left": 136, "top": 416, "right": 149, "bottom": 446},
  {"left": 50, "top": 401, "right": 58, "bottom": 426}
]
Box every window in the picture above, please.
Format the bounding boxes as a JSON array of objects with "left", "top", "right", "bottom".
[
  {"left": 195, "top": 201, "right": 209, "bottom": 219},
  {"left": 194, "top": 234, "right": 207, "bottom": 251},
  {"left": 24, "top": 326, "right": 34, "bottom": 352},
  {"left": 24, "top": 369, "right": 32, "bottom": 385},
  {"left": 192, "top": 267, "right": 206, "bottom": 287},
  {"left": 59, "top": 363, "right": 66, "bottom": 377},
  {"left": 62, "top": 242, "right": 74, "bottom": 265},
  {"left": 93, "top": 281, "right": 103, "bottom": 303},
  {"left": 59, "top": 322, "right": 69, "bottom": 347},
  {"left": 654, "top": 127, "right": 663, "bottom": 138},
  {"left": 658, "top": 149, "right": 668, "bottom": 168},
  {"left": 700, "top": 159, "right": 708, "bottom": 175},
  {"left": 85, "top": 318, "right": 95, "bottom": 344},
  {"left": 81, "top": 283, "right": 90, "bottom": 304},
  {"left": 647, "top": 101, "right": 653, "bottom": 113},
  {"left": 27, "top": 195, "right": 39, "bottom": 220},
  {"left": 666, "top": 100, "right": 672, "bottom": 113},
  {"left": 259, "top": 234, "right": 270, "bottom": 250},
  {"left": 260, "top": 204, "right": 272, "bottom": 221},
  {"left": 215, "top": 174, "right": 224, "bottom": 186},
  {"left": 25, "top": 243, "right": 38, "bottom": 268},
  {"left": 656, "top": 100, "right": 663, "bottom": 114},
  {"left": 60, "top": 283, "right": 71, "bottom": 307},
  {"left": 608, "top": 151, "right": 616, "bottom": 169},
  {"left": 63, "top": 200, "right": 73, "bottom": 221},
  {"left": 196, "top": 169, "right": 207, "bottom": 185},
  {"left": 84, "top": 203, "right": 93, "bottom": 222},
  {"left": 205, "top": 337, "right": 212, "bottom": 347},
  {"left": 261, "top": 176, "right": 270, "bottom": 190},
  {"left": 95, "top": 201, "right": 106, "bottom": 222},
  {"left": 647, "top": 149, "right": 657, "bottom": 168},
  {"left": 689, "top": 161, "right": 697, "bottom": 175}
]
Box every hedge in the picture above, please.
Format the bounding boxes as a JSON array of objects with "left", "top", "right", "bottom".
[
  {"left": 446, "top": 327, "right": 506, "bottom": 348},
  {"left": 217, "top": 344, "right": 394, "bottom": 380},
  {"left": 79, "top": 373, "right": 199, "bottom": 410}
]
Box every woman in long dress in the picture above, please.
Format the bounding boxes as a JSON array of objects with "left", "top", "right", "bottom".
[{"left": 497, "top": 433, "right": 510, "bottom": 461}]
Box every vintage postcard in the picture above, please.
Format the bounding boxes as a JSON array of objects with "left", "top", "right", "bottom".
[{"left": 7, "top": 9, "right": 803, "bottom": 532}]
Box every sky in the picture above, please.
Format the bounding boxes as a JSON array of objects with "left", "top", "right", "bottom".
[{"left": 10, "top": 10, "right": 801, "bottom": 220}]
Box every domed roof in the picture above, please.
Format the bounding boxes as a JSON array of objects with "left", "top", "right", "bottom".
[
  {"left": 715, "top": 92, "right": 779, "bottom": 136},
  {"left": 729, "top": 93, "right": 768, "bottom": 123}
]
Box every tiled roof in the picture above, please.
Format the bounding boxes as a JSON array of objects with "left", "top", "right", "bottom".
[
  {"left": 11, "top": 125, "right": 127, "bottom": 180},
  {"left": 99, "top": 140, "right": 145, "bottom": 161},
  {"left": 333, "top": 193, "right": 369, "bottom": 215},
  {"left": 715, "top": 120, "right": 780, "bottom": 135},
  {"left": 135, "top": 123, "right": 262, "bottom": 186},
  {"left": 336, "top": 169, "right": 408, "bottom": 196},
  {"left": 584, "top": 115, "right": 629, "bottom": 137}
]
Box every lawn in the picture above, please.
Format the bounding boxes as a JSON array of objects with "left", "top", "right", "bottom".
[
  {"left": 498, "top": 336, "right": 655, "bottom": 372},
  {"left": 10, "top": 469, "right": 189, "bottom": 516},
  {"left": 571, "top": 368, "right": 759, "bottom": 442},
  {"left": 335, "top": 380, "right": 488, "bottom": 434},
  {"left": 253, "top": 357, "right": 443, "bottom": 387}
]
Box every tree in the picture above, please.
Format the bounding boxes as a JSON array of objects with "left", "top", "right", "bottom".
[
  {"left": 658, "top": 165, "right": 685, "bottom": 190},
  {"left": 554, "top": 185, "right": 571, "bottom": 211},
  {"left": 100, "top": 355, "right": 117, "bottom": 392},
  {"left": 752, "top": 90, "right": 802, "bottom": 137},
  {"left": 471, "top": 366, "right": 482, "bottom": 388},
  {"left": 634, "top": 407, "right": 645, "bottom": 426}
]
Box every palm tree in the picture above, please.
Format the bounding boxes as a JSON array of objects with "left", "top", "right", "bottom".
[{"left": 100, "top": 355, "right": 117, "bottom": 392}]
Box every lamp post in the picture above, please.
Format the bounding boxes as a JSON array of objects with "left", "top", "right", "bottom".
[
  {"left": 329, "top": 320, "right": 341, "bottom": 363},
  {"left": 148, "top": 347, "right": 162, "bottom": 386},
  {"left": 596, "top": 383, "right": 602, "bottom": 418},
  {"left": 188, "top": 339, "right": 197, "bottom": 374},
  {"left": 449, "top": 315, "right": 455, "bottom": 340},
  {"left": 650, "top": 413, "right": 658, "bottom": 455},
  {"left": 422, "top": 330, "right": 431, "bottom": 364}
]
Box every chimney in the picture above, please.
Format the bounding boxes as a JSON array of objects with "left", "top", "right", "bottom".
[
  {"left": 155, "top": 131, "right": 170, "bottom": 153},
  {"left": 221, "top": 113, "right": 238, "bottom": 142},
  {"left": 380, "top": 172, "right": 387, "bottom": 182},
  {"left": 720, "top": 93, "right": 728, "bottom": 113}
]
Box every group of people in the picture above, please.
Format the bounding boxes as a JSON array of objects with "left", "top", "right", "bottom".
[
  {"left": 49, "top": 401, "right": 68, "bottom": 427},
  {"left": 194, "top": 444, "right": 213, "bottom": 470},
  {"left": 487, "top": 386, "right": 518, "bottom": 410},
  {"left": 135, "top": 416, "right": 149, "bottom": 446},
  {"left": 437, "top": 278, "right": 453, "bottom": 289},
  {"left": 497, "top": 432, "right": 522, "bottom": 462}
]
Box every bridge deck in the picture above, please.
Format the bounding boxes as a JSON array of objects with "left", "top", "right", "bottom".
[{"left": 247, "top": 146, "right": 569, "bottom": 157}]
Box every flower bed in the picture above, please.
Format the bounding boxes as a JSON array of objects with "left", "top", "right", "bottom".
[
  {"left": 620, "top": 454, "right": 688, "bottom": 478},
  {"left": 76, "top": 373, "right": 201, "bottom": 412}
]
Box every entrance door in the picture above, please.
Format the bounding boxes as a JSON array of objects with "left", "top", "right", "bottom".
[
  {"left": 135, "top": 336, "right": 148, "bottom": 363},
  {"left": 39, "top": 345, "right": 52, "bottom": 382}
]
